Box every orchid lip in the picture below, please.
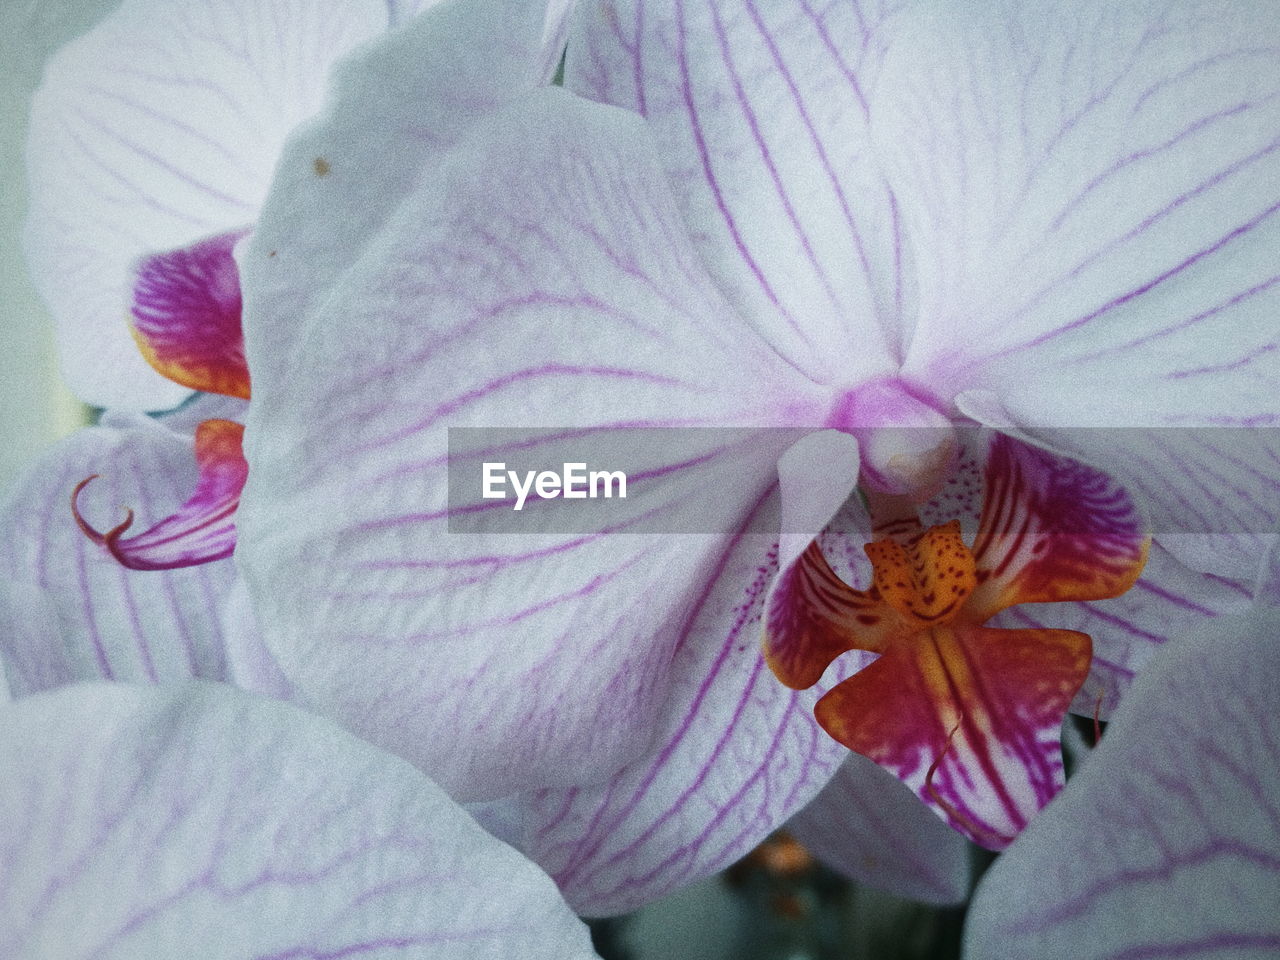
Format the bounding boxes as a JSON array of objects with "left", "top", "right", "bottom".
[
  {"left": 71, "top": 473, "right": 236, "bottom": 571},
  {"left": 70, "top": 474, "right": 138, "bottom": 566},
  {"left": 68, "top": 419, "right": 247, "bottom": 571},
  {"left": 765, "top": 433, "right": 1149, "bottom": 848},
  {"left": 129, "top": 227, "right": 253, "bottom": 401}
]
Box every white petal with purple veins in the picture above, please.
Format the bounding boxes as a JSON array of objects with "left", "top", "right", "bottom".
[
  {"left": 24, "top": 0, "right": 388, "bottom": 409},
  {"left": 880, "top": 0, "right": 1280, "bottom": 427},
  {"left": 966, "top": 603, "right": 1280, "bottom": 958},
  {"left": 506, "top": 495, "right": 853, "bottom": 916},
  {"left": 567, "top": 0, "right": 908, "bottom": 384},
  {"left": 787, "top": 752, "right": 973, "bottom": 906},
  {"left": 0, "top": 416, "right": 233, "bottom": 694},
  {"left": 0, "top": 683, "right": 600, "bottom": 960},
  {"left": 241, "top": 0, "right": 549, "bottom": 396},
  {"left": 239, "top": 10, "right": 828, "bottom": 800}
]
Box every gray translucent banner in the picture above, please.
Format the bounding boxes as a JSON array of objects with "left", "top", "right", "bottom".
[{"left": 445, "top": 426, "right": 1280, "bottom": 537}]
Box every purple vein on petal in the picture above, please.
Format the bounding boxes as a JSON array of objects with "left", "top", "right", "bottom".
[
  {"left": 1006, "top": 20, "right": 1159, "bottom": 228},
  {"left": 352, "top": 366, "right": 695, "bottom": 454},
  {"left": 673, "top": 0, "right": 807, "bottom": 350},
  {"left": 551, "top": 522, "right": 774, "bottom": 891},
  {"left": 81, "top": 82, "right": 258, "bottom": 174},
  {"left": 61, "top": 122, "right": 214, "bottom": 228},
  {"left": 131, "top": 445, "right": 203, "bottom": 676},
  {"left": 1100, "top": 272, "right": 1280, "bottom": 356},
  {"left": 1165, "top": 342, "right": 1279, "bottom": 380},
  {"left": 742, "top": 1, "right": 884, "bottom": 335},
  {"left": 1048, "top": 98, "right": 1268, "bottom": 234},
  {"left": 330, "top": 292, "right": 678, "bottom": 398},
  {"left": 797, "top": 0, "right": 870, "bottom": 120},
  {"left": 994, "top": 160, "right": 1280, "bottom": 358},
  {"left": 1131, "top": 46, "right": 1280, "bottom": 115},
  {"left": 391, "top": 555, "right": 651, "bottom": 644},
  {"left": 74, "top": 520, "right": 114, "bottom": 681},
  {"left": 709, "top": 1, "right": 844, "bottom": 319},
  {"left": 69, "top": 105, "right": 256, "bottom": 210},
  {"left": 102, "top": 65, "right": 260, "bottom": 122},
  {"left": 1130, "top": 577, "right": 1218, "bottom": 617}
]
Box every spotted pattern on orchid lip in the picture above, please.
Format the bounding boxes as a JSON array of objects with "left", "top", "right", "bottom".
[{"left": 764, "top": 433, "right": 1148, "bottom": 848}]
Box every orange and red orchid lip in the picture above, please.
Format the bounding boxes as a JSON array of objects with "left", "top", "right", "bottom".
[
  {"left": 764, "top": 432, "right": 1149, "bottom": 849},
  {"left": 72, "top": 419, "right": 248, "bottom": 571}
]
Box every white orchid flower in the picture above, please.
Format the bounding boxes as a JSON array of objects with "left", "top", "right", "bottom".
[
  {"left": 209, "top": 0, "right": 1280, "bottom": 913},
  {"left": 14, "top": 0, "right": 1278, "bottom": 921}
]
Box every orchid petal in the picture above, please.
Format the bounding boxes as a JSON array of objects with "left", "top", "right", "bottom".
[
  {"left": 787, "top": 753, "right": 973, "bottom": 906},
  {"left": 966, "top": 433, "right": 1148, "bottom": 619},
  {"left": 73, "top": 419, "right": 247, "bottom": 571},
  {"left": 965, "top": 606, "right": 1280, "bottom": 959},
  {"left": 220, "top": 577, "right": 295, "bottom": 700},
  {"left": 997, "top": 539, "right": 1254, "bottom": 718},
  {"left": 816, "top": 623, "right": 1091, "bottom": 850},
  {"left": 0, "top": 417, "right": 233, "bottom": 694},
  {"left": 239, "top": 0, "right": 550, "bottom": 396},
  {"left": 503, "top": 498, "right": 858, "bottom": 916},
  {"left": 565, "top": 0, "right": 906, "bottom": 384},
  {"left": 1161, "top": 532, "right": 1278, "bottom": 587},
  {"left": 130, "top": 228, "right": 251, "bottom": 399},
  {"left": 238, "top": 7, "right": 826, "bottom": 800},
  {"left": 0, "top": 683, "right": 599, "bottom": 959},
  {"left": 24, "top": 0, "right": 387, "bottom": 409},
  {"left": 880, "top": 1, "right": 1280, "bottom": 430}
]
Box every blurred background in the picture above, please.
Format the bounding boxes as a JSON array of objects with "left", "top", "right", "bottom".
[{"left": 586, "top": 834, "right": 974, "bottom": 960}]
